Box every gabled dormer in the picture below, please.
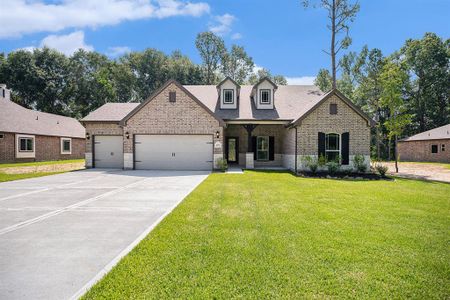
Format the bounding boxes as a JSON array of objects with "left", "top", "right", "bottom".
[
  {"left": 217, "top": 77, "right": 240, "bottom": 109},
  {"left": 252, "top": 77, "right": 277, "bottom": 110}
]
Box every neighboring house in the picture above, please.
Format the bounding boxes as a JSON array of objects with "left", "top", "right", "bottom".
[
  {"left": 398, "top": 124, "right": 450, "bottom": 163},
  {"left": 0, "top": 84, "right": 85, "bottom": 163},
  {"left": 80, "top": 78, "right": 373, "bottom": 171}
]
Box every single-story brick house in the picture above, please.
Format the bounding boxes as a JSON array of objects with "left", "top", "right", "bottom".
[
  {"left": 80, "top": 78, "right": 374, "bottom": 172},
  {"left": 0, "top": 84, "right": 85, "bottom": 163},
  {"left": 398, "top": 124, "right": 450, "bottom": 163}
]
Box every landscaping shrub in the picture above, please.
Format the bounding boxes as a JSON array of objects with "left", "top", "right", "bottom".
[
  {"left": 318, "top": 154, "right": 327, "bottom": 167},
  {"left": 326, "top": 159, "right": 341, "bottom": 175},
  {"left": 353, "top": 154, "right": 367, "bottom": 173},
  {"left": 301, "top": 156, "right": 318, "bottom": 173},
  {"left": 374, "top": 162, "right": 389, "bottom": 177},
  {"left": 216, "top": 158, "right": 228, "bottom": 172}
]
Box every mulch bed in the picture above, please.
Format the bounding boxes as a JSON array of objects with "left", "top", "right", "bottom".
[{"left": 297, "top": 171, "right": 392, "bottom": 180}]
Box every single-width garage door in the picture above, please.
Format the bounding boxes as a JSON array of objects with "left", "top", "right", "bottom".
[
  {"left": 94, "top": 135, "right": 123, "bottom": 168},
  {"left": 135, "top": 135, "right": 213, "bottom": 170}
]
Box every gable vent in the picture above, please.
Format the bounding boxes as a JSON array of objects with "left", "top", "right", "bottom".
[{"left": 169, "top": 91, "right": 176, "bottom": 103}]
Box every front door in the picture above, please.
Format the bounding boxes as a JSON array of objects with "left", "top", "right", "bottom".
[{"left": 226, "top": 137, "right": 238, "bottom": 164}]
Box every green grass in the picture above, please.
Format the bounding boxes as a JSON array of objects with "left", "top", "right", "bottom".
[
  {"left": 0, "top": 159, "right": 84, "bottom": 169},
  {"left": 0, "top": 171, "right": 65, "bottom": 182},
  {"left": 83, "top": 171, "right": 450, "bottom": 299}
]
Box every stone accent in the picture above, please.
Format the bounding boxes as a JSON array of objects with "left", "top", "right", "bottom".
[
  {"left": 213, "top": 153, "right": 223, "bottom": 169},
  {"left": 0, "top": 132, "right": 84, "bottom": 163},
  {"left": 124, "top": 153, "right": 134, "bottom": 169},
  {"left": 398, "top": 139, "right": 449, "bottom": 163},
  {"left": 296, "top": 94, "right": 371, "bottom": 157},
  {"left": 123, "top": 83, "right": 223, "bottom": 164},
  {"left": 85, "top": 152, "right": 93, "bottom": 168},
  {"left": 245, "top": 153, "right": 254, "bottom": 169}
]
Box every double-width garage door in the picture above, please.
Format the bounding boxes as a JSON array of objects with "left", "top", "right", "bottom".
[
  {"left": 135, "top": 135, "right": 213, "bottom": 171},
  {"left": 94, "top": 135, "right": 123, "bottom": 168}
]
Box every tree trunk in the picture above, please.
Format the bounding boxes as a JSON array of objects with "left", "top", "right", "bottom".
[
  {"left": 394, "top": 135, "right": 399, "bottom": 173},
  {"left": 331, "top": 0, "right": 337, "bottom": 89},
  {"left": 376, "top": 125, "right": 380, "bottom": 161},
  {"left": 387, "top": 137, "right": 391, "bottom": 161}
]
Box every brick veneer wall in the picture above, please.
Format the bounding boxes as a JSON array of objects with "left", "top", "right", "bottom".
[
  {"left": 297, "top": 95, "right": 371, "bottom": 156},
  {"left": 0, "top": 132, "right": 84, "bottom": 162},
  {"left": 123, "top": 83, "right": 224, "bottom": 168},
  {"left": 398, "top": 139, "right": 449, "bottom": 163}
]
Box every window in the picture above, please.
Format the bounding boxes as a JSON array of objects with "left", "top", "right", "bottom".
[
  {"left": 0, "top": 133, "right": 3, "bottom": 139},
  {"left": 325, "top": 133, "right": 340, "bottom": 162},
  {"left": 431, "top": 145, "right": 438, "bottom": 153},
  {"left": 19, "top": 137, "right": 34, "bottom": 152},
  {"left": 169, "top": 91, "right": 176, "bottom": 102},
  {"left": 330, "top": 103, "right": 337, "bottom": 115},
  {"left": 442, "top": 144, "right": 446, "bottom": 152},
  {"left": 61, "top": 138, "right": 71, "bottom": 154},
  {"left": 223, "top": 89, "right": 234, "bottom": 104},
  {"left": 260, "top": 89, "right": 271, "bottom": 104},
  {"left": 256, "top": 136, "right": 269, "bottom": 161}
]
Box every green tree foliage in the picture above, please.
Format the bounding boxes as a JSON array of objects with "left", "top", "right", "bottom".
[
  {"left": 247, "top": 68, "right": 287, "bottom": 85},
  {"left": 380, "top": 60, "right": 411, "bottom": 172},
  {"left": 301, "top": 0, "right": 360, "bottom": 88},
  {"left": 401, "top": 32, "right": 450, "bottom": 132},
  {"left": 195, "top": 32, "right": 226, "bottom": 84},
  {"left": 220, "top": 45, "right": 254, "bottom": 85}
]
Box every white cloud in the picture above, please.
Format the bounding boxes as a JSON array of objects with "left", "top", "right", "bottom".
[
  {"left": 107, "top": 46, "right": 132, "bottom": 57},
  {"left": 253, "top": 64, "right": 264, "bottom": 74},
  {"left": 209, "top": 14, "right": 235, "bottom": 36},
  {"left": 39, "top": 31, "right": 93, "bottom": 55},
  {"left": 0, "top": 0, "right": 210, "bottom": 38},
  {"left": 231, "top": 32, "right": 242, "bottom": 40},
  {"left": 286, "top": 76, "right": 316, "bottom": 85}
]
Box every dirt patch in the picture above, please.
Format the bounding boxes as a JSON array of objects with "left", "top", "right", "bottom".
[
  {"left": 384, "top": 162, "right": 450, "bottom": 183},
  {"left": 1, "top": 162, "right": 85, "bottom": 174}
]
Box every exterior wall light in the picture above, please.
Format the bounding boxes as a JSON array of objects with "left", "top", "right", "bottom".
[
  {"left": 215, "top": 131, "right": 220, "bottom": 139},
  {"left": 125, "top": 132, "right": 130, "bottom": 139},
  {"left": 86, "top": 132, "right": 90, "bottom": 140}
]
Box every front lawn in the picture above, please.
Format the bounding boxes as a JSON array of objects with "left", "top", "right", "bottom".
[
  {"left": 0, "top": 171, "right": 64, "bottom": 182},
  {"left": 0, "top": 159, "right": 84, "bottom": 168},
  {"left": 83, "top": 171, "right": 450, "bottom": 299}
]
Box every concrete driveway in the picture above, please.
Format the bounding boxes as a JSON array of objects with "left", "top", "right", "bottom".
[{"left": 0, "top": 169, "right": 209, "bottom": 300}]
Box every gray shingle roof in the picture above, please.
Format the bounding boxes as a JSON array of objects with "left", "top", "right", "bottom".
[
  {"left": 79, "top": 84, "right": 327, "bottom": 123},
  {"left": 81, "top": 103, "right": 140, "bottom": 122},
  {"left": 400, "top": 124, "right": 450, "bottom": 142},
  {"left": 184, "top": 85, "right": 324, "bottom": 121},
  {"left": 0, "top": 98, "right": 85, "bottom": 138}
]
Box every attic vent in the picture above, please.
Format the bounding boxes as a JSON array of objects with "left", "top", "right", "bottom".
[{"left": 169, "top": 91, "right": 176, "bottom": 103}]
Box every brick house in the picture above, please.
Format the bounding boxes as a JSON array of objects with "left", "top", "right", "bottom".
[
  {"left": 81, "top": 78, "right": 374, "bottom": 171},
  {"left": 0, "top": 84, "right": 85, "bottom": 163},
  {"left": 398, "top": 124, "right": 450, "bottom": 163}
]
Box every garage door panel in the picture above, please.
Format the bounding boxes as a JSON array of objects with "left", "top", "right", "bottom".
[
  {"left": 135, "top": 135, "right": 212, "bottom": 171},
  {"left": 94, "top": 136, "right": 123, "bottom": 168}
]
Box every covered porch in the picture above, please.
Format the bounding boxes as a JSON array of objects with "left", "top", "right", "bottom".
[{"left": 223, "top": 122, "right": 295, "bottom": 170}]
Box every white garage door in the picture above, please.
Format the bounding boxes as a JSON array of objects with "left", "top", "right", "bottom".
[
  {"left": 94, "top": 135, "right": 123, "bottom": 168},
  {"left": 135, "top": 135, "right": 213, "bottom": 170}
]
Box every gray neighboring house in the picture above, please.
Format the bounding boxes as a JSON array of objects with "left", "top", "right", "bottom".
[
  {"left": 81, "top": 78, "right": 374, "bottom": 171},
  {"left": 0, "top": 84, "right": 85, "bottom": 163},
  {"left": 398, "top": 124, "right": 450, "bottom": 163}
]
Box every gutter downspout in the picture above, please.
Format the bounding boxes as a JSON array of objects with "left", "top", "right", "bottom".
[{"left": 295, "top": 126, "right": 298, "bottom": 174}]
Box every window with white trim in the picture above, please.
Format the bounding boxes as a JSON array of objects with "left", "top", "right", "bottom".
[
  {"left": 223, "top": 89, "right": 234, "bottom": 104},
  {"left": 325, "top": 133, "right": 340, "bottom": 162},
  {"left": 260, "top": 89, "right": 271, "bottom": 104},
  {"left": 441, "top": 144, "right": 445, "bottom": 152},
  {"left": 19, "top": 137, "right": 34, "bottom": 152},
  {"left": 257, "top": 136, "right": 269, "bottom": 161},
  {"left": 61, "top": 138, "right": 72, "bottom": 154},
  {"left": 0, "top": 133, "right": 4, "bottom": 139}
]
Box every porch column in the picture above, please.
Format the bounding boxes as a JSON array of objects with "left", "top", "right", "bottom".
[{"left": 242, "top": 124, "right": 257, "bottom": 169}]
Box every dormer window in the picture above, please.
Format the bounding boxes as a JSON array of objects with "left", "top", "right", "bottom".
[
  {"left": 260, "top": 89, "right": 271, "bottom": 104},
  {"left": 223, "top": 89, "right": 234, "bottom": 104}
]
